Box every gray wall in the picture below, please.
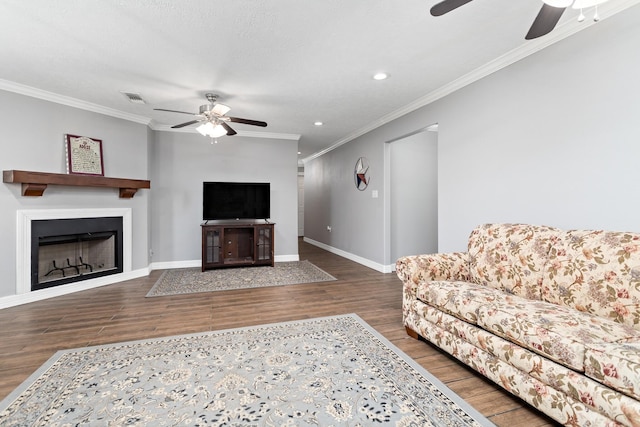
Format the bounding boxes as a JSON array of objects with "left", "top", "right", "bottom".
[
  {"left": 149, "top": 130, "right": 299, "bottom": 263},
  {"left": 389, "top": 130, "right": 438, "bottom": 261},
  {"left": 436, "top": 7, "right": 640, "bottom": 252},
  {"left": 304, "top": 135, "right": 385, "bottom": 264},
  {"left": 0, "top": 90, "right": 150, "bottom": 298},
  {"left": 304, "top": 5, "right": 640, "bottom": 263}
]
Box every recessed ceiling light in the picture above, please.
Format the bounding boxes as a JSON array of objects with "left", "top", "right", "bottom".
[
  {"left": 314, "top": 121, "right": 323, "bottom": 126},
  {"left": 373, "top": 72, "right": 388, "bottom": 81}
]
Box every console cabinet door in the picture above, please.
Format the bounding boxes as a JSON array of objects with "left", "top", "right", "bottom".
[
  {"left": 255, "top": 225, "right": 274, "bottom": 266},
  {"left": 202, "top": 226, "right": 223, "bottom": 270}
]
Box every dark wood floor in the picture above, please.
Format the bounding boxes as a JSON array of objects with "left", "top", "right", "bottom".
[{"left": 0, "top": 239, "right": 558, "bottom": 426}]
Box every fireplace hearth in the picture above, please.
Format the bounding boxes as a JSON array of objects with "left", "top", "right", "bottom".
[{"left": 31, "top": 217, "right": 123, "bottom": 291}]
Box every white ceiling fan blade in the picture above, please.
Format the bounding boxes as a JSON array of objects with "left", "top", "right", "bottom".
[{"left": 212, "top": 103, "right": 231, "bottom": 116}]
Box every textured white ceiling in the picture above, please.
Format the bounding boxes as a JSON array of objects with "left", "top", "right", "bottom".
[{"left": 0, "top": 0, "right": 637, "bottom": 160}]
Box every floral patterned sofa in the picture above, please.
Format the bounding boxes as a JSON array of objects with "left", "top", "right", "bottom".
[{"left": 396, "top": 223, "right": 640, "bottom": 426}]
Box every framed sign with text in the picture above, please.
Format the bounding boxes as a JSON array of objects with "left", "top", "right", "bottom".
[{"left": 65, "top": 134, "right": 104, "bottom": 176}]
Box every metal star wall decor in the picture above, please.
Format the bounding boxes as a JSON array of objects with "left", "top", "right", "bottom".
[{"left": 354, "top": 157, "right": 370, "bottom": 191}]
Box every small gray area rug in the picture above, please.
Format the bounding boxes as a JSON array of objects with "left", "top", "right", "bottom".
[
  {"left": 146, "top": 260, "right": 337, "bottom": 297},
  {"left": 0, "top": 314, "right": 493, "bottom": 427}
]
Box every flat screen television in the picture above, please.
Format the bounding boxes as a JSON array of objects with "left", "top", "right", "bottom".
[{"left": 203, "top": 182, "right": 270, "bottom": 220}]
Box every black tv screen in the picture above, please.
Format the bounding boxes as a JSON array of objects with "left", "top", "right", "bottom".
[{"left": 203, "top": 182, "right": 270, "bottom": 220}]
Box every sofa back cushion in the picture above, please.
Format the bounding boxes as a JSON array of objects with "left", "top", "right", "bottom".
[
  {"left": 468, "top": 224, "right": 560, "bottom": 300},
  {"left": 542, "top": 229, "right": 640, "bottom": 329}
]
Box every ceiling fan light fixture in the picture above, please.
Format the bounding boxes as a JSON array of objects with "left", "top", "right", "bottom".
[
  {"left": 542, "top": 0, "right": 573, "bottom": 7},
  {"left": 158, "top": 93, "right": 266, "bottom": 137},
  {"left": 210, "top": 125, "right": 228, "bottom": 138},
  {"left": 197, "top": 122, "right": 227, "bottom": 138},
  {"left": 196, "top": 122, "right": 212, "bottom": 136}
]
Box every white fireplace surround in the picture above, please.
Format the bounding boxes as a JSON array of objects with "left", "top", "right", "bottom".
[{"left": 16, "top": 208, "right": 132, "bottom": 295}]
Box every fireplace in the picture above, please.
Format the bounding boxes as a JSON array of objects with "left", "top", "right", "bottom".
[
  {"left": 16, "top": 209, "right": 132, "bottom": 295},
  {"left": 31, "top": 217, "right": 123, "bottom": 291}
]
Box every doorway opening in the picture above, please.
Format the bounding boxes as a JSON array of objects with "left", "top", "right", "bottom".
[{"left": 384, "top": 124, "right": 438, "bottom": 270}]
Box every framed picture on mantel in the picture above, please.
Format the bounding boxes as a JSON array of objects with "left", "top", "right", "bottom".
[{"left": 65, "top": 134, "right": 104, "bottom": 176}]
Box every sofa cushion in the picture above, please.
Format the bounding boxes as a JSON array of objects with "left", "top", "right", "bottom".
[
  {"left": 543, "top": 229, "right": 640, "bottom": 328},
  {"left": 415, "top": 280, "right": 500, "bottom": 324},
  {"left": 467, "top": 224, "right": 560, "bottom": 300},
  {"left": 407, "top": 308, "right": 633, "bottom": 426},
  {"left": 585, "top": 342, "right": 640, "bottom": 401},
  {"left": 413, "top": 303, "right": 640, "bottom": 425},
  {"left": 475, "top": 294, "right": 640, "bottom": 371}
]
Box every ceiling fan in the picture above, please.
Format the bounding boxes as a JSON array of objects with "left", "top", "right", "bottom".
[
  {"left": 430, "top": 0, "right": 608, "bottom": 40},
  {"left": 154, "top": 93, "right": 267, "bottom": 138}
]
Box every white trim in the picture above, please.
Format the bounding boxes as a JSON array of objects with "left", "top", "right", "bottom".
[
  {"left": 383, "top": 141, "right": 392, "bottom": 267},
  {"left": 150, "top": 260, "right": 201, "bottom": 271},
  {"left": 0, "top": 79, "right": 151, "bottom": 125},
  {"left": 0, "top": 81, "right": 301, "bottom": 142},
  {"left": 16, "top": 208, "right": 133, "bottom": 294},
  {"left": 275, "top": 254, "right": 300, "bottom": 262},
  {"left": 302, "top": 0, "right": 640, "bottom": 163},
  {"left": 303, "top": 237, "right": 392, "bottom": 273},
  {"left": 235, "top": 131, "right": 300, "bottom": 141},
  {"left": 2, "top": 0, "right": 637, "bottom": 164},
  {"left": 1, "top": 252, "right": 303, "bottom": 309},
  {"left": 150, "top": 254, "right": 301, "bottom": 272},
  {"left": 0, "top": 268, "right": 149, "bottom": 309}
]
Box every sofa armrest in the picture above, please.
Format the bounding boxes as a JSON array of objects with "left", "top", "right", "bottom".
[{"left": 395, "top": 252, "right": 470, "bottom": 297}]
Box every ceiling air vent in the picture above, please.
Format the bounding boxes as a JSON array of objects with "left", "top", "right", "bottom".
[{"left": 121, "top": 92, "right": 146, "bottom": 104}]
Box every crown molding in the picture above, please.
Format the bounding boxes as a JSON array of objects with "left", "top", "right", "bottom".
[
  {"left": 237, "top": 130, "right": 301, "bottom": 140},
  {"left": 303, "top": 0, "right": 640, "bottom": 163},
  {"left": 0, "top": 79, "right": 151, "bottom": 125},
  {"left": 0, "top": 79, "right": 300, "bottom": 141},
  {"left": 149, "top": 122, "right": 300, "bottom": 141},
  {"left": 3, "top": 0, "right": 638, "bottom": 160}
]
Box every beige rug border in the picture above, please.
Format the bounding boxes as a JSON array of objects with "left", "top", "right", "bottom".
[
  {"left": 146, "top": 260, "right": 337, "bottom": 297},
  {"left": 0, "top": 314, "right": 494, "bottom": 427}
]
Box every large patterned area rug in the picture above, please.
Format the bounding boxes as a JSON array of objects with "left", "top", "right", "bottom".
[
  {"left": 146, "top": 260, "right": 337, "bottom": 297},
  {"left": 0, "top": 314, "right": 494, "bottom": 427}
]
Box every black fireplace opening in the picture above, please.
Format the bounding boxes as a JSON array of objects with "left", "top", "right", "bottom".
[{"left": 31, "top": 217, "right": 123, "bottom": 291}]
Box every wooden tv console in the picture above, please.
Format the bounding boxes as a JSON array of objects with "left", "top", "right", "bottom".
[{"left": 201, "top": 222, "right": 274, "bottom": 271}]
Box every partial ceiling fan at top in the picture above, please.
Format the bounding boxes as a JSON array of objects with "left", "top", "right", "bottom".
[
  {"left": 429, "top": 0, "right": 610, "bottom": 40},
  {"left": 154, "top": 93, "right": 267, "bottom": 138}
]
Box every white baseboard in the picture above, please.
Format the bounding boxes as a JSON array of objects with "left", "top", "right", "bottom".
[
  {"left": 302, "top": 237, "right": 394, "bottom": 273},
  {"left": 0, "top": 268, "right": 150, "bottom": 309},
  {"left": 150, "top": 260, "right": 201, "bottom": 271},
  {"left": 275, "top": 254, "right": 300, "bottom": 262},
  {"left": 0, "top": 253, "right": 302, "bottom": 309}
]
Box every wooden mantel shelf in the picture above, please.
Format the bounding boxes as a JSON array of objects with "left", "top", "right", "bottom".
[{"left": 3, "top": 170, "right": 151, "bottom": 198}]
